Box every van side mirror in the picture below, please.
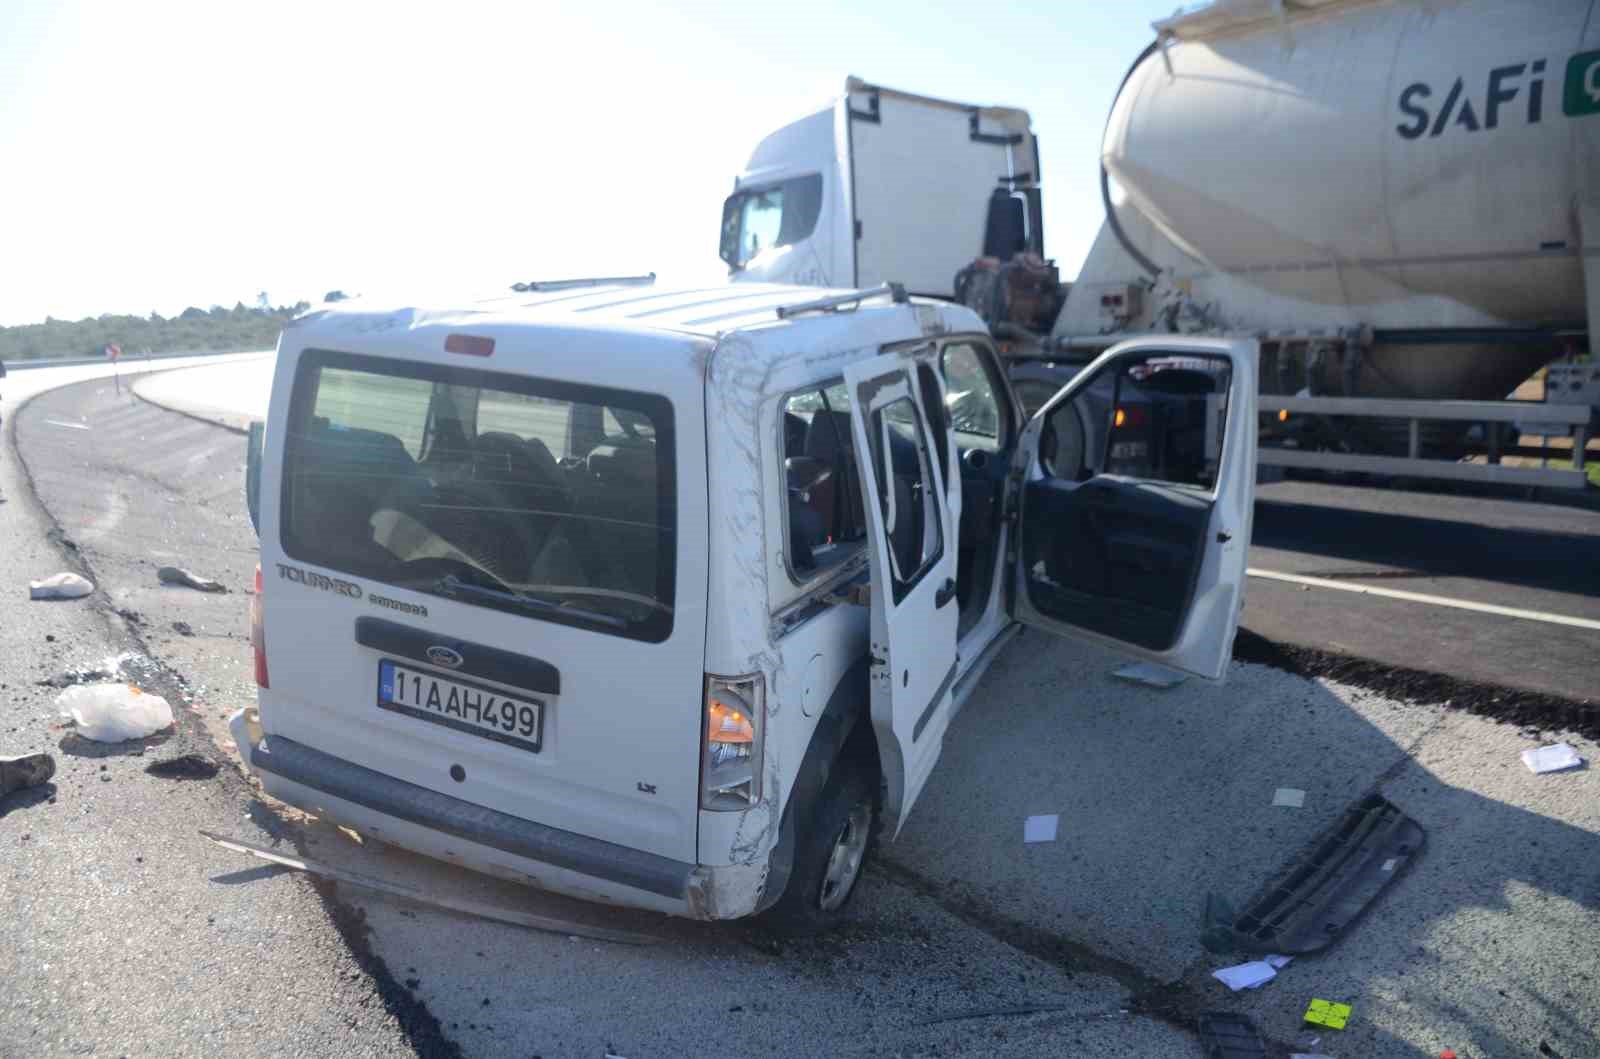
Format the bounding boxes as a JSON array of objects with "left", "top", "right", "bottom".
[{"left": 245, "top": 421, "right": 264, "bottom": 535}]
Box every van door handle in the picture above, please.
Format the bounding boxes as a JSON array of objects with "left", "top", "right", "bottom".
[{"left": 934, "top": 577, "right": 957, "bottom": 608}]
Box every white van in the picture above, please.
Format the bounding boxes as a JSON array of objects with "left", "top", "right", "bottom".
[{"left": 235, "top": 280, "right": 1256, "bottom": 932}]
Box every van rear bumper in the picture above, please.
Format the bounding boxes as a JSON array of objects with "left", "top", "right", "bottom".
[{"left": 229, "top": 709, "right": 769, "bottom": 919}]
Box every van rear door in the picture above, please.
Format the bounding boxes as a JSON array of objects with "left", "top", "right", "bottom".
[{"left": 258, "top": 343, "right": 704, "bottom": 866}]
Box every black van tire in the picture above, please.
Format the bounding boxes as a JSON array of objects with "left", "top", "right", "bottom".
[{"left": 760, "top": 759, "right": 879, "bottom": 937}]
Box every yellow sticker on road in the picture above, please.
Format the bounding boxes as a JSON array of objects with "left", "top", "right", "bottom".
[{"left": 1304, "top": 998, "right": 1352, "bottom": 1030}]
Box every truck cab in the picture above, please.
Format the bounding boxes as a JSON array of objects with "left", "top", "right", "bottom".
[
  {"left": 236, "top": 280, "right": 1256, "bottom": 932},
  {"left": 721, "top": 77, "right": 1042, "bottom": 301}
]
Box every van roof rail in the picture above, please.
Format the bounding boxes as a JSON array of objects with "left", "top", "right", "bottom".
[
  {"left": 511, "top": 272, "right": 656, "bottom": 293},
  {"left": 776, "top": 283, "right": 909, "bottom": 320}
]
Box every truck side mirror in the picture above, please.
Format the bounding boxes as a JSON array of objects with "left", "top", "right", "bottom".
[
  {"left": 720, "top": 194, "right": 743, "bottom": 269},
  {"left": 245, "top": 421, "right": 264, "bottom": 535}
]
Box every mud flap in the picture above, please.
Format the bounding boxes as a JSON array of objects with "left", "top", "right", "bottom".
[{"left": 1201, "top": 793, "right": 1424, "bottom": 956}]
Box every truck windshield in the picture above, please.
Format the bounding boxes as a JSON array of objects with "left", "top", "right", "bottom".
[
  {"left": 280, "top": 350, "right": 676, "bottom": 642},
  {"left": 720, "top": 173, "right": 823, "bottom": 270}
]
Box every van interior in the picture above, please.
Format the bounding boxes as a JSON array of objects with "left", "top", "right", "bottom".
[{"left": 280, "top": 352, "right": 677, "bottom": 641}]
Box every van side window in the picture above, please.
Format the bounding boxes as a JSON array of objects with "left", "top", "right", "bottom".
[
  {"left": 1040, "top": 355, "right": 1233, "bottom": 490},
  {"left": 781, "top": 381, "right": 866, "bottom": 579},
  {"left": 868, "top": 397, "right": 944, "bottom": 598},
  {"left": 940, "top": 342, "right": 1007, "bottom": 452}
]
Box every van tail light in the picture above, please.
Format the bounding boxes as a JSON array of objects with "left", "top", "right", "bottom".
[
  {"left": 250, "top": 564, "right": 268, "bottom": 689},
  {"left": 700, "top": 673, "right": 764, "bottom": 811}
]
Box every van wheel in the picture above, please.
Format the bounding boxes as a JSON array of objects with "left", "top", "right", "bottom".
[{"left": 761, "top": 761, "right": 878, "bottom": 936}]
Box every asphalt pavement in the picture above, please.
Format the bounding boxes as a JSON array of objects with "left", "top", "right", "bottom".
[
  {"left": 3, "top": 363, "right": 1598, "bottom": 1057},
  {"left": 0, "top": 365, "right": 441, "bottom": 1058},
  {"left": 9, "top": 374, "right": 1199, "bottom": 1059}
]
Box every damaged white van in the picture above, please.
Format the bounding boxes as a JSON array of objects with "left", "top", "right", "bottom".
[{"left": 235, "top": 279, "right": 1256, "bottom": 932}]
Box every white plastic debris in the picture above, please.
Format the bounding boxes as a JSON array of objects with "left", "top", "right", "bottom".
[
  {"left": 1521, "top": 743, "right": 1584, "bottom": 774},
  {"left": 56, "top": 683, "right": 174, "bottom": 742},
  {"left": 1023, "top": 814, "right": 1059, "bottom": 844},
  {"left": 1111, "top": 662, "right": 1186, "bottom": 688},
  {"left": 157, "top": 566, "right": 227, "bottom": 593},
  {"left": 29, "top": 572, "right": 94, "bottom": 600},
  {"left": 1272, "top": 787, "right": 1307, "bottom": 808},
  {"left": 1211, "top": 954, "right": 1292, "bottom": 991}
]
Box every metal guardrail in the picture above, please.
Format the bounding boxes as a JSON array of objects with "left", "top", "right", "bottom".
[{"left": 1257, "top": 394, "right": 1593, "bottom": 489}]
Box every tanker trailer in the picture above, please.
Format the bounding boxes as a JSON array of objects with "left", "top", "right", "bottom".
[{"left": 1055, "top": 0, "right": 1598, "bottom": 472}]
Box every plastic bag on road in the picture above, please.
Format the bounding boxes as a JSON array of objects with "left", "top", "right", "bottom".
[
  {"left": 30, "top": 572, "right": 94, "bottom": 600},
  {"left": 56, "top": 683, "right": 174, "bottom": 742}
]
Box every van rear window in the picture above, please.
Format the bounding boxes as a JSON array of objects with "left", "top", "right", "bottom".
[{"left": 280, "top": 350, "right": 675, "bottom": 642}]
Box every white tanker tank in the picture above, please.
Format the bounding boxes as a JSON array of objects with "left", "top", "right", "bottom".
[{"left": 1060, "top": 0, "right": 1600, "bottom": 402}]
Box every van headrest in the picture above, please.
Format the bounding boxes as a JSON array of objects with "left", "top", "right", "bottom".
[{"left": 804, "top": 411, "right": 853, "bottom": 465}]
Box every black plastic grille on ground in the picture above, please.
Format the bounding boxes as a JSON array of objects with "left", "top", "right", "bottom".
[
  {"left": 1202, "top": 793, "right": 1425, "bottom": 955},
  {"left": 1196, "top": 1011, "right": 1268, "bottom": 1058}
]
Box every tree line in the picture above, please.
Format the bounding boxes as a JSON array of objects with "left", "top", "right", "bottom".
[{"left": 0, "top": 301, "right": 315, "bottom": 362}]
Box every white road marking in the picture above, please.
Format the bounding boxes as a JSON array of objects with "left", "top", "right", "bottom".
[
  {"left": 1247, "top": 567, "right": 1600, "bottom": 632},
  {"left": 44, "top": 419, "right": 91, "bottom": 430}
]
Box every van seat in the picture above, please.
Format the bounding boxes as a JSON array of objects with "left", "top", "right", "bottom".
[{"left": 573, "top": 442, "right": 662, "bottom": 595}]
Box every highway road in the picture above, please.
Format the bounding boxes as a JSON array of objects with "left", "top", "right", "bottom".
[{"left": 1, "top": 359, "right": 1597, "bottom": 1058}]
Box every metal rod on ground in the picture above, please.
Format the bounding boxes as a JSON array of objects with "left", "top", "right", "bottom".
[{"left": 198, "top": 830, "right": 661, "bottom": 945}]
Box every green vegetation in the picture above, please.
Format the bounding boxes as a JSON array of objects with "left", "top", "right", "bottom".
[
  {"left": 1550, "top": 456, "right": 1600, "bottom": 487},
  {"left": 0, "top": 301, "right": 313, "bottom": 363}
]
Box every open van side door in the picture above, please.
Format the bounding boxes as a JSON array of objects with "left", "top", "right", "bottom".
[
  {"left": 843, "top": 353, "right": 960, "bottom": 838},
  {"left": 1007, "top": 337, "right": 1257, "bottom": 682}
]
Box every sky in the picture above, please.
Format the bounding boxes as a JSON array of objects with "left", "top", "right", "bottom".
[{"left": 0, "top": 0, "right": 1181, "bottom": 326}]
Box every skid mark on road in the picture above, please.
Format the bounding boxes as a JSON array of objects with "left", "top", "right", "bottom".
[{"left": 1248, "top": 567, "right": 1600, "bottom": 632}]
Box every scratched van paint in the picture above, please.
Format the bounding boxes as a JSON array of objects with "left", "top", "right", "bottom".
[{"left": 235, "top": 280, "right": 1257, "bottom": 931}]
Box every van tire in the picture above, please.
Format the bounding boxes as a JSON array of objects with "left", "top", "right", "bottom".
[{"left": 760, "top": 759, "right": 878, "bottom": 937}]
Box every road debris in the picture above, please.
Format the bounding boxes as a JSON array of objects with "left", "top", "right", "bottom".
[
  {"left": 1111, "top": 661, "right": 1186, "bottom": 688},
  {"left": 1272, "top": 787, "right": 1307, "bottom": 808},
  {"left": 1202, "top": 794, "right": 1424, "bottom": 955},
  {"left": 1023, "top": 814, "right": 1059, "bottom": 843},
  {"left": 1212, "top": 953, "right": 1293, "bottom": 991},
  {"left": 29, "top": 571, "right": 93, "bottom": 600},
  {"left": 55, "top": 683, "right": 175, "bottom": 742},
  {"left": 171, "top": 621, "right": 195, "bottom": 636},
  {"left": 199, "top": 830, "right": 661, "bottom": 945},
  {"left": 1, "top": 752, "right": 56, "bottom": 797},
  {"left": 1303, "top": 998, "right": 1352, "bottom": 1030},
  {"left": 157, "top": 566, "right": 227, "bottom": 593},
  {"left": 145, "top": 753, "right": 220, "bottom": 780},
  {"left": 1196, "top": 1010, "right": 1268, "bottom": 1056},
  {"left": 1522, "top": 742, "right": 1584, "bottom": 774}
]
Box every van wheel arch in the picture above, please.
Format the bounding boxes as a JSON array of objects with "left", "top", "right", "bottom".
[{"left": 756, "top": 655, "right": 881, "bottom": 927}]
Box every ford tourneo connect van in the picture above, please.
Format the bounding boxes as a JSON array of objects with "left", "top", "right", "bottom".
[{"left": 234, "top": 280, "right": 1256, "bottom": 932}]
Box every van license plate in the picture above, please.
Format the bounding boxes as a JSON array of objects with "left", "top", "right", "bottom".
[{"left": 377, "top": 660, "right": 543, "bottom": 752}]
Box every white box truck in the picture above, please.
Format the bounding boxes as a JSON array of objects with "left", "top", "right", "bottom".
[{"left": 719, "top": 77, "right": 1044, "bottom": 301}]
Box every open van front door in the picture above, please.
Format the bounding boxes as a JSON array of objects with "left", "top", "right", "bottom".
[
  {"left": 1007, "top": 337, "right": 1258, "bottom": 682},
  {"left": 844, "top": 354, "right": 960, "bottom": 838}
]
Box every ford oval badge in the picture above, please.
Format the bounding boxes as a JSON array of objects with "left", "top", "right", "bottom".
[{"left": 426, "top": 645, "right": 464, "bottom": 669}]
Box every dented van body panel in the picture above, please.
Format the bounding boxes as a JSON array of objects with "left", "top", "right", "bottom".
[{"left": 240, "top": 281, "right": 1256, "bottom": 922}]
